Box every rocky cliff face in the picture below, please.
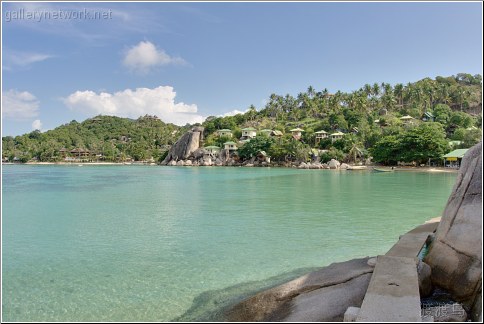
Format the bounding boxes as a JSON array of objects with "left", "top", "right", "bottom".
[
  {"left": 424, "top": 142, "right": 482, "bottom": 316},
  {"left": 161, "top": 127, "right": 204, "bottom": 165}
]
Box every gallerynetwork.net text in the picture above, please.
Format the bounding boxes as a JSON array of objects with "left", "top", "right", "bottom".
[{"left": 4, "top": 8, "right": 113, "bottom": 22}]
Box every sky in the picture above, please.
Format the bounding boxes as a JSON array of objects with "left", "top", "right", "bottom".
[{"left": 1, "top": 1, "right": 482, "bottom": 136}]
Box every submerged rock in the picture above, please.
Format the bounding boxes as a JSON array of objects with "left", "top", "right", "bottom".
[{"left": 424, "top": 142, "right": 482, "bottom": 309}]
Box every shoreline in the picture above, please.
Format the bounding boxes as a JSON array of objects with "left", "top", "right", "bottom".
[{"left": 2, "top": 162, "right": 460, "bottom": 173}]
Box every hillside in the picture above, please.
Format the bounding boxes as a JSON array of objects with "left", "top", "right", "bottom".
[
  {"left": 2, "top": 73, "right": 482, "bottom": 164},
  {"left": 2, "top": 115, "right": 185, "bottom": 163}
]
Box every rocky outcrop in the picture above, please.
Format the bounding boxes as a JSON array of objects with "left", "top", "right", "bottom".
[
  {"left": 162, "top": 127, "right": 204, "bottom": 165},
  {"left": 328, "top": 159, "right": 341, "bottom": 169},
  {"left": 424, "top": 142, "right": 482, "bottom": 309},
  {"left": 225, "top": 257, "right": 374, "bottom": 322}
]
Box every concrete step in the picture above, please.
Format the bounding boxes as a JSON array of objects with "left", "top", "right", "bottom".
[
  {"left": 356, "top": 255, "right": 421, "bottom": 322},
  {"left": 385, "top": 222, "right": 439, "bottom": 258}
]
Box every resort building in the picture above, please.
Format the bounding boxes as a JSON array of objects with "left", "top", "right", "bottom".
[
  {"left": 330, "top": 132, "right": 345, "bottom": 143},
  {"left": 422, "top": 112, "right": 435, "bottom": 122},
  {"left": 70, "top": 148, "right": 90, "bottom": 158},
  {"left": 260, "top": 129, "right": 273, "bottom": 136},
  {"left": 204, "top": 146, "right": 221, "bottom": 155},
  {"left": 400, "top": 115, "right": 415, "bottom": 125},
  {"left": 224, "top": 141, "right": 238, "bottom": 151},
  {"left": 290, "top": 128, "right": 304, "bottom": 140},
  {"left": 443, "top": 149, "right": 468, "bottom": 169},
  {"left": 314, "top": 130, "right": 328, "bottom": 145},
  {"left": 217, "top": 129, "right": 233, "bottom": 137},
  {"left": 58, "top": 148, "right": 68, "bottom": 157},
  {"left": 241, "top": 127, "right": 257, "bottom": 140},
  {"left": 271, "top": 130, "right": 284, "bottom": 138}
]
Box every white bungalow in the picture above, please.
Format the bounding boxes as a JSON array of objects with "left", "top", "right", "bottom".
[
  {"left": 241, "top": 127, "right": 257, "bottom": 139},
  {"left": 224, "top": 141, "right": 238, "bottom": 151},
  {"left": 400, "top": 115, "right": 415, "bottom": 125},
  {"left": 217, "top": 129, "right": 233, "bottom": 137},
  {"left": 315, "top": 130, "right": 328, "bottom": 144},
  {"left": 290, "top": 128, "right": 304, "bottom": 140},
  {"left": 330, "top": 132, "right": 345, "bottom": 143}
]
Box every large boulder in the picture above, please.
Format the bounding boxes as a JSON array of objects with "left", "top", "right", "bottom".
[
  {"left": 328, "top": 159, "right": 340, "bottom": 169},
  {"left": 424, "top": 142, "right": 482, "bottom": 309},
  {"left": 225, "top": 257, "right": 374, "bottom": 322},
  {"left": 162, "top": 127, "right": 204, "bottom": 164}
]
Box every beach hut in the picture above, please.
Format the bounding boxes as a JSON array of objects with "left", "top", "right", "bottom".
[
  {"left": 400, "top": 115, "right": 415, "bottom": 125},
  {"left": 224, "top": 141, "right": 238, "bottom": 151},
  {"left": 217, "top": 129, "right": 233, "bottom": 137},
  {"left": 290, "top": 128, "right": 304, "bottom": 140},
  {"left": 260, "top": 129, "right": 273, "bottom": 136},
  {"left": 422, "top": 112, "right": 435, "bottom": 122},
  {"left": 314, "top": 130, "right": 328, "bottom": 145},
  {"left": 443, "top": 149, "right": 468, "bottom": 169},
  {"left": 330, "top": 132, "right": 345, "bottom": 143},
  {"left": 241, "top": 127, "right": 257, "bottom": 140},
  {"left": 271, "top": 130, "right": 284, "bottom": 138}
]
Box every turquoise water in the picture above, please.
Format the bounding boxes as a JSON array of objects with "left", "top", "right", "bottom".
[{"left": 2, "top": 165, "right": 456, "bottom": 321}]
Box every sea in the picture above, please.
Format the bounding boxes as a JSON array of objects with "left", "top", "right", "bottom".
[{"left": 1, "top": 165, "right": 457, "bottom": 321}]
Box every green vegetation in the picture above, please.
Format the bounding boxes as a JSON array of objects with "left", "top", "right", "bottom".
[
  {"left": 2, "top": 74, "right": 482, "bottom": 165},
  {"left": 201, "top": 73, "right": 481, "bottom": 165},
  {"left": 2, "top": 115, "right": 184, "bottom": 162}
]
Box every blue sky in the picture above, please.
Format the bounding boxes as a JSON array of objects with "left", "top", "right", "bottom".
[{"left": 2, "top": 1, "right": 482, "bottom": 136}]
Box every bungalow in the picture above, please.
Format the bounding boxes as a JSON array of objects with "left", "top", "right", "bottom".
[
  {"left": 204, "top": 145, "right": 221, "bottom": 155},
  {"left": 314, "top": 130, "right": 328, "bottom": 144},
  {"left": 330, "top": 132, "right": 345, "bottom": 143},
  {"left": 217, "top": 129, "right": 233, "bottom": 137},
  {"left": 290, "top": 128, "right": 304, "bottom": 140},
  {"left": 70, "top": 148, "right": 90, "bottom": 157},
  {"left": 400, "top": 115, "right": 415, "bottom": 125},
  {"left": 241, "top": 127, "right": 257, "bottom": 139},
  {"left": 224, "top": 141, "right": 238, "bottom": 151},
  {"left": 260, "top": 129, "right": 273, "bottom": 136},
  {"left": 443, "top": 149, "right": 468, "bottom": 169},
  {"left": 271, "top": 130, "right": 284, "bottom": 138},
  {"left": 422, "top": 112, "right": 435, "bottom": 122},
  {"left": 58, "top": 148, "right": 68, "bottom": 157}
]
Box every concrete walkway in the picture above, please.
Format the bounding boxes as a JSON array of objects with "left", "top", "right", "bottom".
[
  {"left": 355, "top": 222, "right": 439, "bottom": 322},
  {"left": 356, "top": 256, "right": 422, "bottom": 322},
  {"left": 386, "top": 222, "right": 439, "bottom": 258}
]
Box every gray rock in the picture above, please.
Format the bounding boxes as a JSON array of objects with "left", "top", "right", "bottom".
[
  {"left": 424, "top": 142, "right": 482, "bottom": 307},
  {"left": 184, "top": 160, "right": 192, "bottom": 166},
  {"left": 176, "top": 160, "right": 185, "bottom": 166},
  {"left": 328, "top": 159, "right": 340, "bottom": 169},
  {"left": 367, "top": 258, "right": 377, "bottom": 267},
  {"left": 421, "top": 303, "right": 468, "bottom": 322},
  {"left": 343, "top": 306, "right": 360, "bottom": 322},
  {"left": 417, "top": 260, "right": 432, "bottom": 297},
  {"left": 225, "top": 257, "right": 374, "bottom": 322},
  {"left": 162, "top": 127, "right": 204, "bottom": 164},
  {"left": 340, "top": 163, "right": 349, "bottom": 169},
  {"left": 168, "top": 160, "right": 177, "bottom": 166},
  {"left": 298, "top": 162, "right": 307, "bottom": 169}
]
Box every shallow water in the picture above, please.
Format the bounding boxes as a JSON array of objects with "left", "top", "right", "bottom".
[{"left": 2, "top": 165, "right": 456, "bottom": 321}]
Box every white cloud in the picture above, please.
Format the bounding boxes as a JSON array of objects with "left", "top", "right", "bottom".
[
  {"left": 3, "top": 50, "right": 53, "bottom": 70},
  {"left": 122, "top": 41, "right": 186, "bottom": 74},
  {"left": 221, "top": 109, "right": 249, "bottom": 117},
  {"left": 32, "top": 119, "right": 42, "bottom": 130},
  {"left": 2, "top": 90, "right": 40, "bottom": 119},
  {"left": 64, "top": 86, "right": 204, "bottom": 126}
]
